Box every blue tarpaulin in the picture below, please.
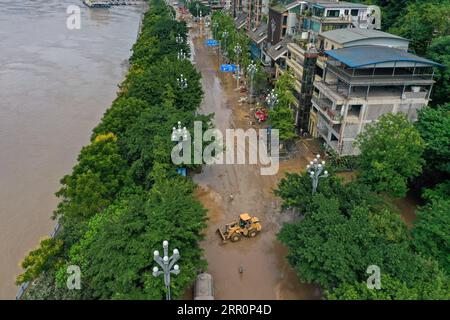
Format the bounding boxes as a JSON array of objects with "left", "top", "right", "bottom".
[
  {"left": 176, "top": 167, "right": 187, "bottom": 176},
  {"left": 205, "top": 39, "right": 219, "bottom": 46},
  {"left": 220, "top": 64, "right": 237, "bottom": 72}
]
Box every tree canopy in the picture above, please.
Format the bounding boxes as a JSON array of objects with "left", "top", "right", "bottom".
[{"left": 355, "top": 113, "right": 425, "bottom": 197}]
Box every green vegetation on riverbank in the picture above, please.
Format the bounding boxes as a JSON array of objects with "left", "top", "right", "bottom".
[
  {"left": 18, "top": 0, "right": 211, "bottom": 300},
  {"left": 276, "top": 111, "right": 450, "bottom": 300}
]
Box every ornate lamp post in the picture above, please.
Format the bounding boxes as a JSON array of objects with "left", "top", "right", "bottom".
[
  {"left": 221, "top": 31, "right": 229, "bottom": 57},
  {"left": 171, "top": 121, "right": 189, "bottom": 142},
  {"left": 265, "top": 89, "right": 278, "bottom": 109},
  {"left": 177, "top": 74, "right": 188, "bottom": 89},
  {"left": 152, "top": 240, "right": 180, "bottom": 300},
  {"left": 177, "top": 49, "right": 187, "bottom": 60},
  {"left": 176, "top": 34, "right": 183, "bottom": 44},
  {"left": 213, "top": 22, "right": 218, "bottom": 39},
  {"left": 306, "top": 154, "right": 329, "bottom": 194},
  {"left": 233, "top": 44, "right": 242, "bottom": 89},
  {"left": 247, "top": 61, "right": 257, "bottom": 103}
]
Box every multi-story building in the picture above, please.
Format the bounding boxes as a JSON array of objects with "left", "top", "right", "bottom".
[
  {"left": 261, "top": 0, "right": 303, "bottom": 79},
  {"left": 299, "top": 0, "right": 373, "bottom": 41},
  {"left": 310, "top": 45, "right": 442, "bottom": 155},
  {"left": 315, "top": 28, "right": 410, "bottom": 84}
]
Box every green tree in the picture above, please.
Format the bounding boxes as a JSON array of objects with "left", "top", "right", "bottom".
[
  {"left": 427, "top": 37, "right": 450, "bottom": 106},
  {"left": 416, "top": 104, "right": 450, "bottom": 176},
  {"left": 355, "top": 113, "right": 425, "bottom": 197},
  {"left": 389, "top": 1, "right": 450, "bottom": 56},
  {"left": 326, "top": 272, "right": 449, "bottom": 300},
  {"left": 412, "top": 198, "right": 450, "bottom": 273},
  {"left": 72, "top": 176, "right": 207, "bottom": 299},
  {"left": 16, "top": 238, "right": 63, "bottom": 285},
  {"left": 278, "top": 194, "right": 412, "bottom": 289},
  {"left": 269, "top": 70, "right": 297, "bottom": 142}
]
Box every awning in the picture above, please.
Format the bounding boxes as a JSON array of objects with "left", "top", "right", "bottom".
[
  {"left": 247, "top": 22, "right": 268, "bottom": 45},
  {"left": 267, "top": 37, "right": 292, "bottom": 61},
  {"left": 234, "top": 13, "right": 247, "bottom": 29}
]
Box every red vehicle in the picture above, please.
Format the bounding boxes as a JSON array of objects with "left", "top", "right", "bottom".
[{"left": 255, "top": 108, "right": 268, "bottom": 123}]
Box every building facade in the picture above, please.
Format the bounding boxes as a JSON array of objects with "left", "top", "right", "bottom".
[{"left": 311, "top": 46, "right": 441, "bottom": 155}]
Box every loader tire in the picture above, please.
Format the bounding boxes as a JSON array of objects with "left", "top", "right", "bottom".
[
  {"left": 231, "top": 234, "right": 241, "bottom": 242},
  {"left": 249, "top": 230, "right": 258, "bottom": 238}
]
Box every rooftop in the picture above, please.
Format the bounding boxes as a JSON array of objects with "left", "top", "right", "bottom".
[
  {"left": 248, "top": 22, "right": 268, "bottom": 44},
  {"left": 312, "top": 1, "right": 367, "bottom": 9},
  {"left": 320, "top": 28, "right": 407, "bottom": 45},
  {"left": 325, "top": 45, "right": 443, "bottom": 68},
  {"left": 267, "top": 37, "right": 292, "bottom": 61}
]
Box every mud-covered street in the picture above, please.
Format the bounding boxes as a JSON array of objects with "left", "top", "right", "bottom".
[{"left": 190, "top": 24, "right": 321, "bottom": 300}]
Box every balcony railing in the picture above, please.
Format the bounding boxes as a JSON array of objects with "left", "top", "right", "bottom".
[
  {"left": 326, "top": 64, "right": 435, "bottom": 85},
  {"left": 312, "top": 96, "right": 343, "bottom": 122}
]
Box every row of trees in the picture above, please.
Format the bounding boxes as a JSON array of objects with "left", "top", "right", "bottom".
[
  {"left": 276, "top": 108, "right": 450, "bottom": 299},
  {"left": 18, "top": 0, "right": 211, "bottom": 300}
]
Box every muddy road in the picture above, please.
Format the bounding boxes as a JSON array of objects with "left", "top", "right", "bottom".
[{"left": 190, "top": 24, "right": 321, "bottom": 300}]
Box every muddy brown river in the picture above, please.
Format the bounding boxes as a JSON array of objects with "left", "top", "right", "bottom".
[
  {"left": 0, "top": 0, "right": 144, "bottom": 299},
  {"left": 190, "top": 24, "right": 322, "bottom": 300}
]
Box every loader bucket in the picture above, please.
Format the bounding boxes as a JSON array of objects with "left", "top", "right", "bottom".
[{"left": 217, "top": 228, "right": 227, "bottom": 243}]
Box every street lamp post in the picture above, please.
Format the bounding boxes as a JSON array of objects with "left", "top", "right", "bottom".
[
  {"left": 176, "top": 34, "right": 184, "bottom": 44},
  {"left": 196, "top": 3, "right": 200, "bottom": 19},
  {"left": 306, "top": 154, "right": 329, "bottom": 194},
  {"left": 233, "top": 44, "right": 242, "bottom": 89},
  {"left": 171, "top": 121, "right": 189, "bottom": 142},
  {"left": 152, "top": 240, "right": 180, "bottom": 300},
  {"left": 247, "top": 61, "right": 257, "bottom": 103},
  {"left": 265, "top": 89, "right": 278, "bottom": 109},
  {"left": 213, "top": 22, "right": 218, "bottom": 39},
  {"left": 177, "top": 49, "right": 187, "bottom": 60},
  {"left": 177, "top": 74, "right": 188, "bottom": 89},
  {"left": 221, "top": 31, "right": 229, "bottom": 57}
]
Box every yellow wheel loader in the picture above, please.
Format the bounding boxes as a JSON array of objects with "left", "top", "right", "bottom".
[{"left": 217, "top": 213, "right": 262, "bottom": 243}]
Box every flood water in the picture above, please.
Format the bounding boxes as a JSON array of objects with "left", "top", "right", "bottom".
[
  {"left": 0, "top": 0, "right": 144, "bottom": 298},
  {"left": 190, "top": 24, "right": 321, "bottom": 300}
]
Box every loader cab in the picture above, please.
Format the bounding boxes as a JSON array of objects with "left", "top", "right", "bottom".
[{"left": 239, "top": 213, "right": 252, "bottom": 228}]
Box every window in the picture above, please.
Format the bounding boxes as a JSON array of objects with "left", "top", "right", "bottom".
[
  {"left": 313, "top": 7, "right": 325, "bottom": 17},
  {"left": 331, "top": 45, "right": 335, "bottom": 50},
  {"left": 327, "top": 10, "right": 340, "bottom": 17},
  {"left": 344, "top": 9, "right": 349, "bottom": 15},
  {"left": 348, "top": 105, "right": 362, "bottom": 118},
  {"left": 351, "top": 9, "right": 359, "bottom": 16},
  {"left": 283, "top": 16, "right": 288, "bottom": 25}
]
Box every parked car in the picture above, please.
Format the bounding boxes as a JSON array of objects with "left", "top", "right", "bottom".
[{"left": 194, "top": 273, "right": 214, "bottom": 300}]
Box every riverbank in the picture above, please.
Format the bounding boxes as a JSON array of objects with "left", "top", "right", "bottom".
[{"left": 18, "top": 0, "right": 209, "bottom": 300}]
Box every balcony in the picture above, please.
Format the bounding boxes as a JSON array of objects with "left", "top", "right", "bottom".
[
  {"left": 326, "top": 64, "right": 435, "bottom": 86},
  {"left": 312, "top": 96, "right": 343, "bottom": 123}
]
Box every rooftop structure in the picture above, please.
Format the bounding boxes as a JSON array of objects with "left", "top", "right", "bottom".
[{"left": 319, "top": 28, "right": 409, "bottom": 51}]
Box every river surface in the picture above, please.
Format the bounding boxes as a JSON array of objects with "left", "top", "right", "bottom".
[{"left": 0, "top": 0, "right": 144, "bottom": 299}]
